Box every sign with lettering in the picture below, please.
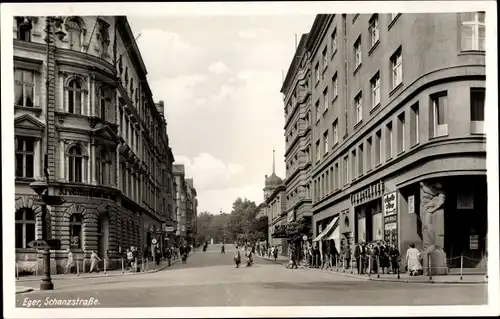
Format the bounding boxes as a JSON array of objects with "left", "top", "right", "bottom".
[
  {"left": 457, "top": 193, "right": 474, "bottom": 209},
  {"left": 408, "top": 195, "right": 415, "bottom": 214},
  {"left": 383, "top": 192, "right": 397, "bottom": 217},
  {"left": 384, "top": 229, "right": 398, "bottom": 246},
  {"left": 384, "top": 222, "right": 397, "bottom": 231},
  {"left": 27, "top": 240, "right": 50, "bottom": 249},
  {"left": 384, "top": 214, "right": 397, "bottom": 224},
  {"left": 469, "top": 235, "right": 479, "bottom": 250}
]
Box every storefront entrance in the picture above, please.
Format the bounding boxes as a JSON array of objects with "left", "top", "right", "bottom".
[{"left": 354, "top": 198, "right": 383, "bottom": 244}]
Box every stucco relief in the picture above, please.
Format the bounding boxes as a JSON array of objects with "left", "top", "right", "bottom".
[{"left": 420, "top": 181, "right": 446, "bottom": 253}]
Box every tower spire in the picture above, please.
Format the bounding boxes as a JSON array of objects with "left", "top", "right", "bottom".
[{"left": 272, "top": 146, "right": 275, "bottom": 174}]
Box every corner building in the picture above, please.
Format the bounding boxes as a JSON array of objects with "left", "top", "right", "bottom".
[
  {"left": 290, "top": 13, "right": 486, "bottom": 271},
  {"left": 13, "top": 16, "right": 176, "bottom": 274}
]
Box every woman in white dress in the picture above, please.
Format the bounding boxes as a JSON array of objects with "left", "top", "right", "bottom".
[
  {"left": 89, "top": 250, "right": 101, "bottom": 273},
  {"left": 405, "top": 243, "right": 422, "bottom": 276}
]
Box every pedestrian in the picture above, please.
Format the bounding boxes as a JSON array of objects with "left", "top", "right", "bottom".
[
  {"left": 166, "top": 247, "right": 172, "bottom": 266},
  {"left": 245, "top": 247, "right": 253, "bottom": 267},
  {"left": 389, "top": 244, "right": 400, "bottom": 274},
  {"left": 180, "top": 243, "right": 189, "bottom": 264},
  {"left": 406, "top": 243, "right": 422, "bottom": 276},
  {"left": 221, "top": 244, "right": 225, "bottom": 254},
  {"left": 290, "top": 245, "right": 298, "bottom": 269},
  {"left": 65, "top": 249, "right": 76, "bottom": 274},
  {"left": 354, "top": 242, "right": 366, "bottom": 274},
  {"left": 126, "top": 248, "right": 133, "bottom": 271},
  {"left": 378, "top": 241, "right": 389, "bottom": 274},
  {"left": 234, "top": 245, "right": 242, "bottom": 268},
  {"left": 89, "top": 250, "right": 101, "bottom": 273},
  {"left": 155, "top": 247, "right": 161, "bottom": 266},
  {"left": 273, "top": 246, "right": 278, "bottom": 261}
]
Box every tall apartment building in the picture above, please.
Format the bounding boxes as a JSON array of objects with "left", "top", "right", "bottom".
[
  {"left": 281, "top": 34, "right": 313, "bottom": 237},
  {"left": 185, "top": 178, "right": 198, "bottom": 244},
  {"left": 13, "top": 16, "right": 176, "bottom": 273},
  {"left": 284, "top": 13, "right": 486, "bottom": 270},
  {"left": 173, "top": 164, "right": 188, "bottom": 244}
]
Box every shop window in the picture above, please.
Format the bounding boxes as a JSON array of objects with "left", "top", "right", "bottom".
[
  {"left": 70, "top": 214, "right": 83, "bottom": 249},
  {"left": 470, "top": 88, "right": 485, "bottom": 134},
  {"left": 410, "top": 102, "right": 419, "bottom": 146},
  {"left": 15, "top": 208, "right": 35, "bottom": 249},
  {"left": 15, "top": 137, "right": 35, "bottom": 178},
  {"left": 14, "top": 69, "right": 35, "bottom": 107}
]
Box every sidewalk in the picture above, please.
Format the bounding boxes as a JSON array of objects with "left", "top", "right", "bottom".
[
  {"left": 256, "top": 255, "right": 487, "bottom": 284},
  {"left": 16, "top": 256, "right": 184, "bottom": 285}
]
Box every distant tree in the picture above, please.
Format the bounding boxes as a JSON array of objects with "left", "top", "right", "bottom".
[
  {"left": 228, "top": 197, "right": 257, "bottom": 241},
  {"left": 251, "top": 215, "right": 269, "bottom": 242},
  {"left": 195, "top": 211, "right": 213, "bottom": 244}
]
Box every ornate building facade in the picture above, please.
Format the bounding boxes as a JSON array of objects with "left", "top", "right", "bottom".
[
  {"left": 284, "top": 13, "right": 486, "bottom": 271},
  {"left": 13, "top": 16, "right": 176, "bottom": 274}
]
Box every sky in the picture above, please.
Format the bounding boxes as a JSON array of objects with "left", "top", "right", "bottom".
[{"left": 127, "top": 15, "right": 315, "bottom": 215}]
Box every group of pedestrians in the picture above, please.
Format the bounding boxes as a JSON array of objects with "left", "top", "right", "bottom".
[
  {"left": 233, "top": 245, "right": 254, "bottom": 268},
  {"left": 353, "top": 241, "right": 400, "bottom": 275}
]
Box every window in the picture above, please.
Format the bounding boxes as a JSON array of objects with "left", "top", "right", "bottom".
[
  {"left": 69, "top": 214, "right": 83, "bottom": 249},
  {"left": 410, "top": 103, "right": 419, "bottom": 146},
  {"left": 16, "top": 17, "right": 32, "bottom": 41},
  {"left": 366, "top": 137, "right": 372, "bottom": 170},
  {"left": 335, "top": 163, "right": 339, "bottom": 190},
  {"left": 371, "top": 72, "right": 380, "bottom": 108},
  {"left": 97, "top": 87, "right": 107, "bottom": 120},
  {"left": 470, "top": 88, "right": 485, "bottom": 134},
  {"left": 316, "top": 140, "right": 321, "bottom": 162},
  {"left": 332, "top": 73, "right": 338, "bottom": 98},
  {"left": 355, "top": 92, "right": 363, "bottom": 124},
  {"left": 315, "top": 100, "right": 320, "bottom": 121},
  {"left": 67, "top": 18, "right": 82, "bottom": 51},
  {"left": 385, "top": 121, "right": 393, "bottom": 159},
  {"left": 358, "top": 144, "right": 364, "bottom": 176},
  {"left": 15, "top": 209, "right": 35, "bottom": 249},
  {"left": 391, "top": 48, "right": 403, "bottom": 89},
  {"left": 369, "top": 14, "right": 380, "bottom": 47},
  {"left": 431, "top": 92, "right": 448, "bottom": 137},
  {"left": 331, "top": 28, "right": 338, "bottom": 53},
  {"left": 354, "top": 36, "right": 362, "bottom": 68},
  {"left": 324, "top": 131, "right": 329, "bottom": 154},
  {"left": 322, "top": 47, "right": 328, "bottom": 70},
  {"left": 397, "top": 112, "right": 405, "bottom": 153},
  {"left": 14, "top": 70, "right": 34, "bottom": 107},
  {"left": 323, "top": 88, "right": 329, "bottom": 111},
  {"left": 332, "top": 120, "right": 339, "bottom": 145},
  {"left": 99, "top": 26, "right": 110, "bottom": 58},
  {"left": 374, "top": 130, "right": 382, "bottom": 165},
  {"left": 351, "top": 150, "right": 357, "bottom": 179},
  {"left": 97, "top": 149, "right": 109, "bottom": 185},
  {"left": 68, "top": 79, "right": 83, "bottom": 114},
  {"left": 68, "top": 146, "right": 83, "bottom": 183},
  {"left": 461, "top": 12, "right": 485, "bottom": 51},
  {"left": 15, "top": 137, "right": 34, "bottom": 178},
  {"left": 315, "top": 63, "right": 320, "bottom": 84}
]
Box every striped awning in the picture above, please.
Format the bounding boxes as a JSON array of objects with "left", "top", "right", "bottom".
[{"left": 312, "top": 216, "right": 339, "bottom": 242}]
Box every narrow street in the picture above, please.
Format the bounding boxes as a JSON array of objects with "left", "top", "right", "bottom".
[{"left": 17, "top": 244, "right": 487, "bottom": 307}]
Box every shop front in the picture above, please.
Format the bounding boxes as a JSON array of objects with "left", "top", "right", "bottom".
[{"left": 397, "top": 174, "right": 487, "bottom": 270}]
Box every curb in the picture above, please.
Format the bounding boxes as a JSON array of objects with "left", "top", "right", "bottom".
[
  {"left": 308, "top": 267, "right": 488, "bottom": 284},
  {"left": 16, "top": 257, "right": 183, "bottom": 283},
  {"left": 16, "top": 287, "right": 34, "bottom": 294}
]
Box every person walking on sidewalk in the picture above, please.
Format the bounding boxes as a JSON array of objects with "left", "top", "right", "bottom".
[
  {"left": 234, "top": 245, "right": 242, "bottom": 268},
  {"left": 89, "top": 250, "right": 101, "bottom": 273},
  {"left": 221, "top": 244, "right": 225, "bottom": 254},
  {"left": 166, "top": 247, "right": 172, "bottom": 266},
  {"left": 180, "top": 243, "right": 189, "bottom": 264},
  {"left": 290, "top": 245, "right": 298, "bottom": 269},
  {"left": 65, "top": 249, "right": 76, "bottom": 274},
  {"left": 389, "top": 244, "right": 400, "bottom": 274},
  {"left": 405, "top": 243, "right": 422, "bottom": 276},
  {"left": 273, "top": 246, "right": 278, "bottom": 261}
]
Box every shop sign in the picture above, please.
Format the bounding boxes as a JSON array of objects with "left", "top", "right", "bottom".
[
  {"left": 384, "top": 222, "right": 397, "bottom": 231},
  {"left": 384, "top": 215, "right": 397, "bottom": 224},
  {"left": 351, "top": 181, "right": 385, "bottom": 206},
  {"left": 457, "top": 193, "right": 474, "bottom": 209},
  {"left": 384, "top": 229, "right": 398, "bottom": 246},
  {"left": 469, "top": 235, "right": 479, "bottom": 250},
  {"left": 383, "top": 192, "right": 397, "bottom": 217},
  {"left": 408, "top": 195, "right": 415, "bottom": 214}
]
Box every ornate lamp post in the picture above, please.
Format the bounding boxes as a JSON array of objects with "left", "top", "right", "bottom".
[{"left": 28, "top": 16, "right": 66, "bottom": 291}]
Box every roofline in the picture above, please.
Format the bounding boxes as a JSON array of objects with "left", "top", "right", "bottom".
[
  {"left": 280, "top": 33, "right": 309, "bottom": 94},
  {"left": 305, "top": 14, "right": 334, "bottom": 57}
]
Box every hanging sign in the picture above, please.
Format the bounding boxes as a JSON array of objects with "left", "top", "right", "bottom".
[
  {"left": 408, "top": 195, "right": 415, "bottom": 214},
  {"left": 469, "top": 235, "right": 479, "bottom": 250},
  {"left": 383, "top": 192, "right": 397, "bottom": 217}
]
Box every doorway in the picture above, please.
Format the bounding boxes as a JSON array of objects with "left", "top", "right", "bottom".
[{"left": 97, "top": 212, "right": 109, "bottom": 268}]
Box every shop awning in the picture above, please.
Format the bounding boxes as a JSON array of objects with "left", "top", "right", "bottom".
[
  {"left": 312, "top": 216, "right": 339, "bottom": 242},
  {"left": 325, "top": 224, "right": 340, "bottom": 253}
]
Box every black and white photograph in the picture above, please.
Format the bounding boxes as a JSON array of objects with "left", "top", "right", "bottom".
[{"left": 1, "top": 1, "right": 498, "bottom": 318}]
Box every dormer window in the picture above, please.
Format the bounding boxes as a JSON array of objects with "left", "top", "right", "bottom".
[{"left": 67, "top": 17, "right": 83, "bottom": 51}]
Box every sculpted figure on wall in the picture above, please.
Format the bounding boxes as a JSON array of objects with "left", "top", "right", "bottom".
[{"left": 420, "top": 181, "right": 446, "bottom": 253}]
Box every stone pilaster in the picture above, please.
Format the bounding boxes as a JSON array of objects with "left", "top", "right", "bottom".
[{"left": 46, "top": 28, "right": 57, "bottom": 182}]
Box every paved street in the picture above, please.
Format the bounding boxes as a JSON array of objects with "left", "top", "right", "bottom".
[{"left": 16, "top": 244, "right": 487, "bottom": 307}]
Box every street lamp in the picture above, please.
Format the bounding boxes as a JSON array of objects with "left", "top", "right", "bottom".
[{"left": 27, "top": 16, "right": 66, "bottom": 291}]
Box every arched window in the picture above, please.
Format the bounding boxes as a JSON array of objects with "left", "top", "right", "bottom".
[
  {"left": 69, "top": 214, "right": 82, "bottom": 249},
  {"left": 97, "top": 86, "right": 107, "bottom": 120},
  {"left": 97, "top": 149, "right": 110, "bottom": 185},
  {"left": 67, "top": 18, "right": 82, "bottom": 51},
  {"left": 15, "top": 208, "right": 35, "bottom": 248},
  {"left": 68, "top": 146, "right": 83, "bottom": 183},
  {"left": 99, "top": 27, "right": 110, "bottom": 58},
  {"left": 68, "top": 79, "right": 83, "bottom": 114}
]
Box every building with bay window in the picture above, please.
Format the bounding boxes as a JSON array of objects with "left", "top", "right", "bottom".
[
  {"left": 283, "top": 13, "right": 487, "bottom": 272},
  {"left": 13, "top": 16, "right": 177, "bottom": 274}
]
